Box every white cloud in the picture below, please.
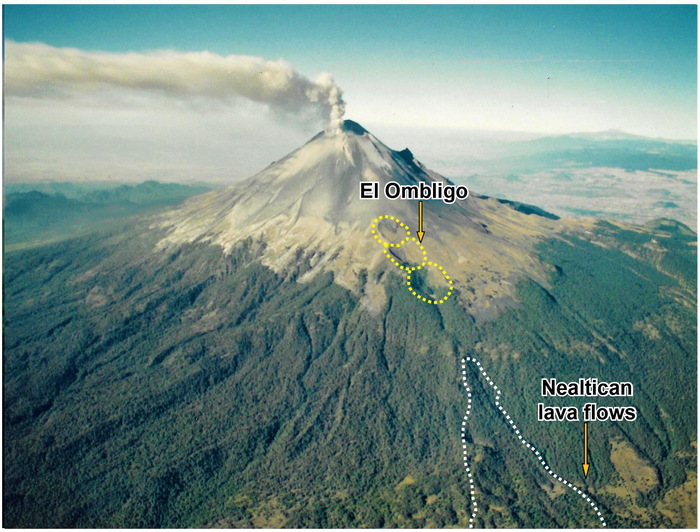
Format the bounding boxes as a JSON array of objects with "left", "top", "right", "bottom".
[{"left": 5, "top": 40, "right": 345, "bottom": 130}]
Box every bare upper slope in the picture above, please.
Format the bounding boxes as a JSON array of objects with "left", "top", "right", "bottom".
[{"left": 157, "top": 120, "right": 579, "bottom": 315}]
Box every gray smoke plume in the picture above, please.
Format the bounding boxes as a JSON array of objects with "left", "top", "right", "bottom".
[{"left": 5, "top": 41, "right": 346, "bottom": 132}]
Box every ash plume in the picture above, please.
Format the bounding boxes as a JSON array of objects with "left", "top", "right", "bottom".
[{"left": 4, "top": 40, "right": 345, "bottom": 131}]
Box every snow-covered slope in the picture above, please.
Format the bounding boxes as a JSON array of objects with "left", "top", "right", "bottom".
[{"left": 157, "top": 120, "right": 580, "bottom": 315}]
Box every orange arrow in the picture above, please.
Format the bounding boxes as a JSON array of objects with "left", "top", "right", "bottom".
[
  {"left": 416, "top": 201, "right": 425, "bottom": 243},
  {"left": 582, "top": 422, "right": 590, "bottom": 478}
]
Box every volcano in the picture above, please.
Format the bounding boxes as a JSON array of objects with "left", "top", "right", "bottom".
[
  {"left": 157, "top": 120, "right": 568, "bottom": 316},
  {"left": 3, "top": 121, "right": 696, "bottom": 528}
]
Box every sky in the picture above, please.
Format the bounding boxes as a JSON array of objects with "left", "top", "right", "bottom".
[{"left": 3, "top": 5, "right": 697, "bottom": 183}]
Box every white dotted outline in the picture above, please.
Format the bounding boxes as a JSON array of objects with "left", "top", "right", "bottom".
[
  {"left": 460, "top": 357, "right": 607, "bottom": 528},
  {"left": 460, "top": 364, "right": 477, "bottom": 528}
]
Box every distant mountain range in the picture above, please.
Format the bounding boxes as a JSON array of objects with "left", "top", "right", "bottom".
[
  {"left": 416, "top": 130, "right": 697, "bottom": 228},
  {"left": 475, "top": 132, "right": 697, "bottom": 173},
  {"left": 557, "top": 129, "right": 696, "bottom": 144},
  {"left": 4, "top": 181, "right": 211, "bottom": 250},
  {"left": 5, "top": 180, "right": 212, "bottom": 205}
]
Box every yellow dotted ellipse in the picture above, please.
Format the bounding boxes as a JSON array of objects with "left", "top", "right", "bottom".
[{"left": 370, "top": 215, "right": 453, "bottom": 305}]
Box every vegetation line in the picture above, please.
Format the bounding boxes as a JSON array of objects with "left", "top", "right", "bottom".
[{"left": 372, "top": 213, "right": 609, "bottom": 527}]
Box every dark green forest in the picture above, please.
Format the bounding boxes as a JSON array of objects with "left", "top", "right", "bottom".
[{"left": 3, "top": 218, "right": 696, "bottom": 528}]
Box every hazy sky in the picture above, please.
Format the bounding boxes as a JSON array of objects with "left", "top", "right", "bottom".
[{"left": 4, "top": 5, "right": 697, "bottom": 183}]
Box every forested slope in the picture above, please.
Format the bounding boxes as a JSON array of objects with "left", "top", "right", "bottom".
[{"left": 3, "top": 219, "right": 696, "bottom": 527}]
